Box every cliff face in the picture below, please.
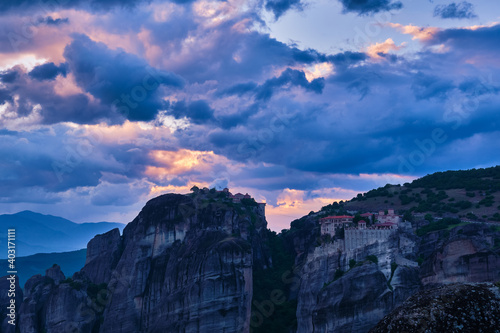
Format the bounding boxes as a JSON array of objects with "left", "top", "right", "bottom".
[
  {"left": 17, "top": 192, "right": 270, "bottom": 333},
  {"left": 419, "top": 223, "right": 500, "bottom": 285},
  {"left": 296, "top": 232, "right": 421, "bottom": 333},
  {"left": 295, "top": 222, "right": 500, "bottom": 333},
  {"left": 13, "top": 191, "right": 500, "bottom": 333}
]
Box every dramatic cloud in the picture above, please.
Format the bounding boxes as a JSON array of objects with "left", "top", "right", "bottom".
[
  {"left": 366, "top": 38, "right": 405, "bottom": 59},
  {"left": 265, "top": 0, "right": 303, "bottom": 19},
  {"left": 434, "top": 1, "right": 477, "bottom": 19},
  {"left": 38, "top": 16, "right": 70, "bottom": 26},
  {"left": 170, "top": 100, "right": 216, "bottom": 125},
  {"left": 0, "top": 0, "right": 151, "bottom": 14},
  {"left": 63, "top": 34, "right": 185, "bottom": 121},
  {"left": 28, "top": 62, "right": 67, "bottom": 81},
  {"left": 220, "top": 68, "right": 325, "bottom": 101},
  {"left": 387, "top": 23, "right": 440, "bottom": 40},
  {"left": 1, "top": 0, "right": 500, "bottom": 229},
  {"left": 338, "top": 0, "right": 402, "bottom": 15}
]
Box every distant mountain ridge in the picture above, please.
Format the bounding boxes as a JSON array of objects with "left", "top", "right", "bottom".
[
  {"left": 0, "top": 211, "right": 124, "bottom": 258},
  {"left": 0, "top": 249, "right": 86, "bottom": 287}
]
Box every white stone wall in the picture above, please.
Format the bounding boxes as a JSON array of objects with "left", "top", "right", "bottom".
[
  {"left": 345, "top": 228, "right": 395, "bottom": 251},
  {"left": 320, "top": 222, "right": 336, "bottom": 237}
]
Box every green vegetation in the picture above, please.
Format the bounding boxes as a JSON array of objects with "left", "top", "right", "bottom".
[
  {"left": 252, "top": 230, "right": 297, "bottom": 333},
  {"left": 316, "top": 234, "right": 333, "bottom": 246},
  {"left": 490, "top": 225, "right": 500, "bottom": 233},
  {"left": 318, "top": 201, "right": 348, "bottom": 218},
  {"left": 61, "top": 277, "right": 83, "bottom": 291},
  {"left": 416, "top": 218, "right": 463, "bottom": 236},
  {"left": 334, "top": 269, "right": 345, "bottom": 281},
  {"left": 466, "top": 212, "right": 478, "bottom": 220},
  {"left": 241, "top": 198, "right": 259, "bottom": 206},
  {"left": 366, "top": 255, "right": 378, "bottom": 264},
  {"left": 403, "top": 211, "right": 414, "bottom": 222},
  {"left": 399, "top": 194, "right": 413, "bottom": 205},
  {"left": 479, "top": 196, "right": 495, "bottom": 207},
  {"left": 407, "top": 166, "right": 500, "bottom": 191},
  {"left": 494, "top": 238, "right": 500, "bottom": 249},
  {"left": 87, "top": 282, "right": 108, "bottom": 299},
  {"left": 446, "top": 222, "right": 470, "bottom": 230},
  {"left": 345, "top": 167, "right": 500, "bottom": 220}
]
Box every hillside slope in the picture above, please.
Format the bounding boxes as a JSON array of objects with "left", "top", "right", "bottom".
[{"left": 345, "top": 166, "right": 500, "bottom": 221}]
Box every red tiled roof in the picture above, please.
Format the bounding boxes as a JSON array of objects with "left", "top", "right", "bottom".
[
  {"left": 376, "top": 222, "right": 396, "bottom": 227},
  {"left": 358, "top": 220, "right": 366, "bottom": 224}
]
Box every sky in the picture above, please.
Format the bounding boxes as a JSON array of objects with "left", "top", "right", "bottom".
[{"left": 0, "top": 0, "right": 499, "bottom": 231}]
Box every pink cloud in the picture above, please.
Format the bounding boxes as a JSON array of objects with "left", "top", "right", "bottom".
[
  {"left": 387, "top": 23, "right": 440, "bottom": 41},
  {"left": 366, "top": 38, "right": 405, "bottom": 59}
]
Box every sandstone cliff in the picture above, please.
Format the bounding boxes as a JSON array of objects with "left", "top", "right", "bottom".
[
  {"left": 17, "top": 191, "right": 270, "bottom": 333},
  {"left": 295, "top": 230, "right": 421, "bottom": 333},
  {"left": 294, "top": 220, "right": 500, "bottom": 333}
]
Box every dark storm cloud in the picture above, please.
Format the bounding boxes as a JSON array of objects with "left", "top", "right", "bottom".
[
  {"left": 265, "top": 0, "right": 303, "bottom": 19},
  {"left": 338, "top": 0, "right": 402, "bottom": 15},
  {"left": 411, "top": 73, "right": 454, "bottom": 100},
  {"left": 255, "top": 68, "right": 325, "bottom": 100},
  {"left": 433, "top": 1, "right": 477, "bottom": 19},
  {"left": 220, "top": 68, "right": 325, "bottom": 101},
  {"left": 0, "top": 89, "right": 13, "bottom": 104},
  {"left": 327, "top": 51, "right": 368, "bottom": 68},
  {"left": 0, "top": 124, "right": 162, "bottom": 202},
  {"left": 28, "top": 62, "right": 67, "bottom": 81},
  {"left": 170, "top": 100, "right": 216, "bottom": 125},
  {"left": 218, "top": 82, "right": 259, "bottom": 97},
  {"left": 156, "top": 22, "right": 332, "bottom": 84},
  {"left": 0, "top": 0, "right": 151, "bottom": 14},
  {"left": 172, "top": 28, "right": 500, "bottom": 180},
  {"left": 2, "top": 0, "right": 500, "bottom": 206},
  {"left": 63, "top": 34, "right": 185, "bottom": 121},
  {"left": 0, "top": 68, "right": 116, "bottom": 124},
  {"left": 41, "top": 16, "right": 70, "bottom": 25},
  {"left": 427, "top": 23, "right": 500, "bottom": 52},
  {"left": 216, "top": 104, "right": 260, "bottom": 130},
  {"left": 0, "top": 70, "right": 18, "bottom": 83}
]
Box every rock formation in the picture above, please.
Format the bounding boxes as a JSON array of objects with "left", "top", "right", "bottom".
[
  {"left": 294, "top": 220, "right": 500, "bottom": 333},
  {"left": 16, "top": 191, "right": 270, "bottom": 333},
  {"left": 369, "top": 283, "right": 500, "bottom": 333},
  {"left": 295, "top": 231, "right": 421, "bottom": 333},
  {"left": 12, "top": 190, "right": 500, "bottom": 333}
]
